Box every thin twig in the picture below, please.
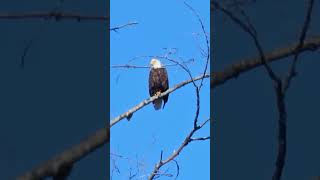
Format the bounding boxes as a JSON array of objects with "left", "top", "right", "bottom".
[
  {"left": 224, "top": 0, "right": 257, "bottom": 9},
  {"left": 184, "top": 1, "right": 210, "bottom": 90},
  {"left": 282, "top": 0, "right": 315, "bottom": 93},
  {"left": 111, "top": 61, "right": 192, "bottom": 69},
  {"left": 111, "top": 64, "right": 150, "bottom": 69},
  {"left": 148, "top": 118, "right": 210, "bottom": 180},
  {"left": 20, "top": 19, "right": 51, "bottom": 68},
  {"left": 110, "top": 21, "right": 138, "bottom": 32},
  {"left": 128, "top": 55, "right": 195, "bottom": 66},
  {"left": 173, "top": 160, "right": 180, "bottom": 180},
  {"left": 159, "top": 56, "right": 198, "bottom": 88},
  {"left": 190, "top": 136, "right": 211, "bottom": 141},
  {"left": 127, "top": 55, "right": 198, "bottom": 87}
]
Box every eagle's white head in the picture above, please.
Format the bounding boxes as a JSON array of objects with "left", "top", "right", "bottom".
[{"left": 150, "top": 58, "right": 162, "bottom": 69}]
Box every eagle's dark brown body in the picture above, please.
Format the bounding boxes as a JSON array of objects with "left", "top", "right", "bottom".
[{"left": 149, "top": 68, "right": 169, "bottom": 110}]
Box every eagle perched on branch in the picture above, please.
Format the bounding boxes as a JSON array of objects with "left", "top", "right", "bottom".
[{"left": 149, "top": 59, "right": 169, "bottom": 110}]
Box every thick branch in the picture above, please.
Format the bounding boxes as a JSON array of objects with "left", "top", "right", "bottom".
[
  {"left": 110, "top": 73, "right": 210, "bottom": 127},
  {"left": 17, "top": 127, "right": 109, "bottom": 180},
  {"left": 212, "top": 36, "right": 320, "bottom": 89}
]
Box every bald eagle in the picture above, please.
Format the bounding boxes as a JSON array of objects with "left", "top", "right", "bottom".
[{"left": 149, "top": 59, "right": 169, "bottom": 110}]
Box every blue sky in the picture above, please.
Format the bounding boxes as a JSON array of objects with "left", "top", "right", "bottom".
[{"left": 110, "top": 1, "right": 210, "bottom": 179}]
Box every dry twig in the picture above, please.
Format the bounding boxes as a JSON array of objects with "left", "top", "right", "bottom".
[
  {"left": 0, "top": 11, "right": 108, "bottom": 21},
  {"left": 148, "top": 119, "right": 210, "bottom": 180},
  {"left": 110, "top": 21, "right": 138, "bottom": 32}
]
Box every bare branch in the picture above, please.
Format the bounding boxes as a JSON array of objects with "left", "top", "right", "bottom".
[
  {"left": 111, "top": 64, "right": 150, "bottom": 69},
  {"left": 211, "top": 36, "right": 320, "bottom": 89},
  {"left": 0, "top": 11, "right": 108, "bottom": 68},
  {"left": 173, "top": 160, "right": 180, "bottom": 180},
  {"left": 127, "top": 55, "right": 198, "bottom": 88},
  {"left": 17, "top": 127, "right": 109, "bottom": 180},
  {"left": 160, "top": 56, "right": 198, "bottom": 88},
  {"left": 272, "top": 1, "right": 315, "bottom": 180},
  {"left": 184, "top": 1, "right": 210, "bottom": 90},
  {"left": 148, "top": 118, "right": 210, "bottom": 180},
  {"left": 223, "top": 0, "right": 256, "bottom": 9},
  {"left": 128, "top": 168, "right": 138, "bottom": 180},
  {"left": 0, "top": 11, "right": 108, "bottom": 21},
  {"left": 110, "top": 73, "right": 210, "bottom": 127},
  {"left": 213, "top": 1, "right": 280, "bottom": 83},
  {"left": 111, "top": 60, "right": 194, "bottom": 69},
  {"left": 190, "top": 136, "right": 210, "bottom": 141},
  {"left": 193, "top": 87, "right": 200, "bottom": 128},
  {"left": 20, "top": 20, "right": 51, "bottom": 68},
  {"left": 111, "top": 157, "right": 120, "bottom": 178},
  {"left": 110, "top": 21, "right": 138, "bottom": 32},
  {"left": 282, "top": 0, "right": 315, "bottom": 93}
]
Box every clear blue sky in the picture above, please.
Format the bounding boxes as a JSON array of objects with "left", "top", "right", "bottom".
[
  {"left": 0, "top": 0, "right": 107, "bottom": 179},
  {"left": 110, "top": 1, "right": 210, "bottom": 179},
  {"left": 214, "top": 1, "right": 320, "bottom": 179}
]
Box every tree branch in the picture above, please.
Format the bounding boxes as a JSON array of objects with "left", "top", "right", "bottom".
[
  {"left": 282, "top": 0, "right": 315, "bottom": 93},
  {"left": 184, "top": 1, "right": 210, "bottom": 90},
  {"left": 17, "top": 127, "right": 109, "bottom": 180},
  {"left": 111, "top": 59, "right": 193, "bottom": 69},
  {"left": 110, "top": 73, "right": 210, "bottom": 127},
  {"left": 213, "top": 1, "right": 280, "bottom": 82},
  {"left": 273, "top": 1, "right": 315, "bottom": 180},
  {"left": 148, "top": 118, "right": 210, "bottom": 180},
  {"left": 0, "top": 11, "right": 108, "bottom": 21},
  {"left": 212, "top": 36, "right": 320, "bottom": 89},
  {"left": 110, "top": 21, "right": 138, "bottom": 32},
  {"left": 190, "top": 136, "right": 210, "bottom": 141}
]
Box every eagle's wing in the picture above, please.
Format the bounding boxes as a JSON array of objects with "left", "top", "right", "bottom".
[
  {"left": 149, "top": 68, "right": 169, "bottom": 110},
  {"left": 159, "top": 68, "right": 169, "bottom": 108},
  {"left": 149, "top": 68, "right": 157, "bottom": 97}
]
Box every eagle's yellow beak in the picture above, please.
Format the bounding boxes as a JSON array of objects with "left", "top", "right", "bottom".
[{"left": 150, "top": 59, "right": 155, "bottom": 67}]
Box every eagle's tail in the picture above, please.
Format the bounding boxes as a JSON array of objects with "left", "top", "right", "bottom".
[{"left": 153, "top": 99, "right": 162, "bottom": 110}]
